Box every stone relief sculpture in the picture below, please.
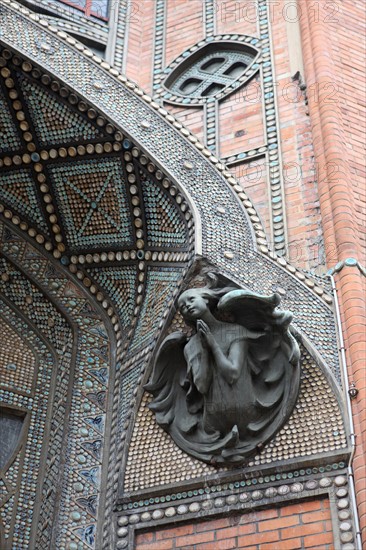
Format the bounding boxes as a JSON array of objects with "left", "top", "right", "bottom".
[{"left": 145, "top": 274, "right": 301, "bottom": 465}]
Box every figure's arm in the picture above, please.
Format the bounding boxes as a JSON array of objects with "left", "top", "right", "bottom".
[{"left": 197, "top": 321, "right": 247, "bottom": 385}]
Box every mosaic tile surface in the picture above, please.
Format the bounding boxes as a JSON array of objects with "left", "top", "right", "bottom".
[
  {"left": 48, "top": 158, "right": 133, "bottom": 250},
  {"left": 19, "top": 73, "right": 102, "bottom": 147},
  {"left": 0, "top": 84, "right": 21, "bottom": 152},
  {"left": 118, "top": 363, "right": 144, "bottom": 432},
  {"left": 127, "top": 266, "right": 186, "bottom": 355},
  {"left": 0, "top": 316, "right": 36, "bottom": 394},
  {"left": 141, "top": 172, "right": 188, "bottom": 248},
  {"left": 86, "top": 265, "right": 137, "bottom": 329},
  {"left": 0, "top": 220, "right": 113, "bottom": 550},
  {"left": 0, "top": 297, "right": 60, "bottom": 548},
  {"left": 0, "top": 169, "right": 49, "bottom": 234}
]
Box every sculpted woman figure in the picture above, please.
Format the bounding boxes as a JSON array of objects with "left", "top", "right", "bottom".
[{"left": 146, "top": 276, "right": 300, "bottom": 465}]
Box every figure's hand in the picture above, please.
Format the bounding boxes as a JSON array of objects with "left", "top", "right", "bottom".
[{"left": 197, "top": 320, "right": 215, "bottom": 349}]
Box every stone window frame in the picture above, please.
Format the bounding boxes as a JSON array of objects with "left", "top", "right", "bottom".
[{"left": 161, "top": 38, "right": 260, "bottom": 106}]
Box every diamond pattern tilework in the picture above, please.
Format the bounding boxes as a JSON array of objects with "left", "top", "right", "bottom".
[
  {"left": 0, "top": 169, "right": 49, "bottom": 234},
  {"left": 18, "top": 74, "right": 102, "bottom": 147},
  {"left": 141, "top": 173, "right": 188, "bottom": 248},
  {"left": 48, "top": 158, "right": 134, "bottom": 250},
  {"left": 87, "top": 266, "right": 137, "bottom": 329},
  {"left": 0, "top": 86, "right": 22, "bottom": 153}
]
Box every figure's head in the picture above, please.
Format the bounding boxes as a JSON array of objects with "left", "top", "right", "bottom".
[{"left": 178, "top": 289, "right": 211, "bottom": 321}]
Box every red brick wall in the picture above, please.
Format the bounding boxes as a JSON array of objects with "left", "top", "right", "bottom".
[
  {"left": 271, "top": 5, "right": 324, "bottom": 270},
  {"left": 165, "top": 0, "right": 205, "bottom": 66},
  {"left": 231, "top": 157, "right": 271, "bottom": 238},
  {"left": 215, "top": 0, "right": 258, "bottom": 37},
  {"left": 136, "top": 499, "right": 334, "bottom": 549},
  {"left": 125, "top": 0, "right": 155, "bottom": 93},
  {"left": 327, "top": 0, "right": 366, "bottom": 254},
  {"left": 299, "top": 1, "right": 366, "bottom": 540},
  {"left": 329, "top": 2, "right": 366, "bottom": 536},
  {"left": 219, "top": 77, "right": 265, "bottom": 158}
]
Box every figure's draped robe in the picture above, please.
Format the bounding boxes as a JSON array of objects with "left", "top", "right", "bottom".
[{"left": 184, "top": 324, "right": 259, "bottom": 438}]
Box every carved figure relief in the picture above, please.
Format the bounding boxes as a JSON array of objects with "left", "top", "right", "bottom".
[{"left": 146, "top": 274, "right": 300, "bottom": 466}]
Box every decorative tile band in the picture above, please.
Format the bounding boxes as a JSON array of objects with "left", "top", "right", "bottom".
[
  {"left": 204, "top": 0, "right": 216, "bottom": 36},
  {"left": 24, "top": 0, "right": 108, "bottom": 35},
  {"left": 205, "top": 100, "right": 218, "bottom": 152},
  {"left": 112, "top": 0, "right": 129, "bottom": 73},
  {"left": 257, "top": 0, "right": 287, "bottom": 254},
  {"left": 152, "top": 0, "right": 166, "bottom": 92},
  {"left": 115, "top": 473, "right": 357, "bottom": 550},
  {"left": 118, "top": 466, "right": 347, "bottom": 510},
  {"left": 42, "top": 15, "right": 108, "bottom": 47}
]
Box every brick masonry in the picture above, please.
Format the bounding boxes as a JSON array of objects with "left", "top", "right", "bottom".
[{"left": 136, "top": 499, "right": 334, "bottom": 549}]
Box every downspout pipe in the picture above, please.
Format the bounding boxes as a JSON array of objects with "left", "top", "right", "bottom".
[{"left": 328, "top": 273, "right": 362, "bottom": 550}]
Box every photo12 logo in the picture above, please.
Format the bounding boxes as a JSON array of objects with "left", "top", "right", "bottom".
[{"left": 213, "top": 1, "right": 340, "bottom": 24}]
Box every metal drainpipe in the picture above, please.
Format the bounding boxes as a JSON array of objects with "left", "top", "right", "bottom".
[{"left": 328, "top": 273, "right": 363, "bottom": 550}]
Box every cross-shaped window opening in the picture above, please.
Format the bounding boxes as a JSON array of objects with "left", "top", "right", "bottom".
[{"left": 165, "top": 45, "right": 258, "bottom": 100}]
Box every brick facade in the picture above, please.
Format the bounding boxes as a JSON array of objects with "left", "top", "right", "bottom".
[
  {"left": 298, "top": 1, "right": 366, "bottom": 540},
  {"left": 1, "top": 0, "right": 364, "bottom": 547}
]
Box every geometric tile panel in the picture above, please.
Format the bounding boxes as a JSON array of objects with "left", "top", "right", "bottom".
[
  {"left": 0, "top": 86, "right": 22, "bottom": 152},
  {"left": 47, "top": 158, "right": 134, "bottom": 251},
  {"left": 0, "top": 169, "right": 49, "bottom": 234},
  {"left": 141, "top": 173, "right": 188, "bottom": 248},
  {"left": 18, "top": 74, "right": 102, "bottom": 147},
  {"left": 87, "top": 266, "right": 137, "bottom": 329},
  {"left": 128, "top": 266, "right": 185, "bottom": 355}
]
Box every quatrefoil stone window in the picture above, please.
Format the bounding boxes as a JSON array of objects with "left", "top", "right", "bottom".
[{"left": 164, "top": 42, "right": 259, "bottom": 102}]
